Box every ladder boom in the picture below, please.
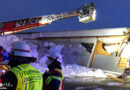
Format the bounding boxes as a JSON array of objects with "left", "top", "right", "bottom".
[{"left": 0, "top": 3, "right": 96, "bottom": 35}]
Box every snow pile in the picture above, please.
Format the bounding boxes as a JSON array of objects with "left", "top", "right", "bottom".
[
  {"left": 30, "top": 62, "right": 48, "bottom": 74},
  {"left": 30, "top": 42, "right": 107, "bottom": 78},
  {"left": 0, "top": 35, "right": 107, "bottom": 78},
  {"left": 31, "top": 42, "right": 64, "bottom": 74},
  {"left": 30, "top": 63, "right": 107, "bottom": 78},
  {"left": 31, "top": 55, "right": 49, "bottom": 74},
  {"left": 75, "top": 87, "right": 106, "bottom": 90},
  {"left": 28, "top": 43, "right": 38, "bottom": 60},
  {"left": 75, "top": 87, "right": 88, "bottom": 90},
  {"left": 0, "top": 35, "right": 19, "bottom": 52},
  {"left": 63, "top": 64, "right": 107, "bottom": 78},
  {"left": 107, "top": 82, "right": 124, "bottom": 86},
  {"left": 42, "top": 42, "right": 64, "bottom": 64}
]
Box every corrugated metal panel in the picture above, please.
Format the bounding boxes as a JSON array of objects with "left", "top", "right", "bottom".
[
  {"left": 15, "top": 27, "right": 128, "bottom": 39},
  {"left": 38, "top": 28, "right": 127, "bottom": 37},
  {"left": 92, "top": 55, "right": 123, "bottom": 75}
]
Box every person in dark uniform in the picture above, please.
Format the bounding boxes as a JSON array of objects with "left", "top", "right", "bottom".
[{"left": 43, "top": 53, "right": 64, "bottom": 90}]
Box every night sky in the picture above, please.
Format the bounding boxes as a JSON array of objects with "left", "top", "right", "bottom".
[{"left": 0, "top": 0, "right": 130, "bottom": 32}]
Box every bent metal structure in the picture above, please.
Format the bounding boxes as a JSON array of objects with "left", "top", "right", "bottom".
[{"left": 15, "top": 27, "right": 130, "bottom": 75}]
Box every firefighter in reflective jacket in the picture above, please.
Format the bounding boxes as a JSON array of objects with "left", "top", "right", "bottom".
[
  {"left": 43, "top": 52, "right": 64, "bottom": 90},
  {"left": 1, "top": 41, "right": 43, "bottom": 90}
]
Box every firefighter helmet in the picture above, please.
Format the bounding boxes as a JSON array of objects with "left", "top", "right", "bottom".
[
  {"left": 12, "top": 41, "right": 32, "bottom": 57},
  {"left": 48, "top": 52, "right": 57, "bottom": 59}
]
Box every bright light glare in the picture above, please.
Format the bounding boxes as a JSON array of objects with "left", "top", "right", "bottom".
[
  {"left": 2, "top": 70, "right": 5, "bottom": 73},
  {"left": 39, "top": 19, "right": 49, "bottom": 24},
  {"left": 92, "top": 9, "right": 96, "bottom": 20},
  {"left": 79, "top": 16, "right": 90, "bottom": 23},
  {"left": 104, "top": 45, "right": 118, "bottom": 54},
  {"left": 121, "top": 43, "right": 130, "bottom": 58}
]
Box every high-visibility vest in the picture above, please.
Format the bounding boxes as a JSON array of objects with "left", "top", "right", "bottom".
[
  {"left": 11, "top": 64, "right": 43, "bottom": 90},
  {"left": 0, "top": 65, "right": 10, "bottom": 71},
  {"left": 45, "top": 68, "right": 64, "bottom": 90},
  {"left": 0, "top": 65, "right": 10, "bottom": 75}
]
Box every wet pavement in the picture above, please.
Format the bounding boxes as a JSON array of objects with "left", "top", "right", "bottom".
[{"left": 64, "top": 76, "right": 130, "bottom": 90}]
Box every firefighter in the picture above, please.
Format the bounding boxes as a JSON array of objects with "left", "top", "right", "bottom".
[
  {"left": 43, "top": 52, "right": 64, "bottom": 90},
  {"left": 82, "top": 3, "right": 88, "bottom": 15},
  {"left": 0, "top": 46, "right": 10, "bottom": 77},
  {"left": 1, "top": 41, "right": 43, "bottom": 90},
  {"left": 2, "top": 49, "right": 10, "bottom": 62}
]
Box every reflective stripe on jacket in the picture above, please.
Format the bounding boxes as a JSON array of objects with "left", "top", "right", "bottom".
[
  {"left": 11, "top": 64, "right": 43, "bottom": 90},
  {"left": 0, "top": 65, "right": 10, "bottom": 71},
  {"left": 0, "top": 65, "right": 10, "bottom": 75},
  {"left": 45, "top": 68, "right": 64, "bottom": 90}
]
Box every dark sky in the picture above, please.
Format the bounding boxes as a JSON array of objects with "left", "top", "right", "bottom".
[{"left": 0, "top": 0, "right": 130, "bottom": 32}]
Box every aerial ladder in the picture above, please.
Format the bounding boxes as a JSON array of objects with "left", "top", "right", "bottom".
[
  {"left": 0, "top": 3, "right": 96, "bottom": 78},
  {"left": 0, "top": 3, "right": 96, "bottom": 35}
]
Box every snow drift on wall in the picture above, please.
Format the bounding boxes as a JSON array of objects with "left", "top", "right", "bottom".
[{"left": 0, "top": 35, "right": 107, "bottom": 78}]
